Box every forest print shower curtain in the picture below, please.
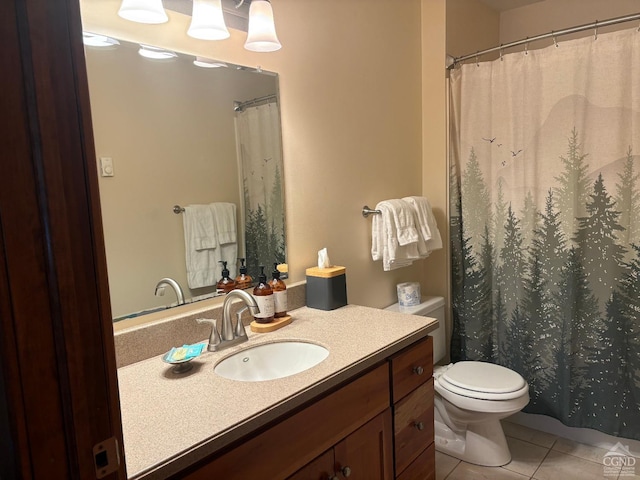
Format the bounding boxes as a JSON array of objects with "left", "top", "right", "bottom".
[{"left": 450, "top": 28, "right": 640, "bottom": 440}]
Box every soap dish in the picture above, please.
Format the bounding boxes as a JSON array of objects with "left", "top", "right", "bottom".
[
  {"left": 162, "top": 351, "right": 196, "bottom": 374},
  {"left": 250, "top": 315, "right": 292, "bottom": 333}
]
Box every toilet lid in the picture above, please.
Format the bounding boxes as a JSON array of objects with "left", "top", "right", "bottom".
[{"left": 441, "top": 361, "right": 527, "bottom": 394}]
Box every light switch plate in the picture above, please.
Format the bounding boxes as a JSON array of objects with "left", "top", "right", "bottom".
[{"left": 100, "top": 156, "right": 114, "bottom": 177}]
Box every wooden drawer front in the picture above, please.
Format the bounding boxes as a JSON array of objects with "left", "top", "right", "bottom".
[
  {"left": 396, "top": 442, "right": 435, "bottom": 480},
  {"left": 390, "top": 336, "right": 433, "bottom": 403},
  {"left": 181, "top": 363, "right": 390, "bottom": 480},
  {"left": 394, "top": 379, "right": 434, "bottom": 475}
]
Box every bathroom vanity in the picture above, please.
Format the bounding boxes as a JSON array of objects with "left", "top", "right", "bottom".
[{"left": 116, "top": 304, "right": 438, "bottom": 479}]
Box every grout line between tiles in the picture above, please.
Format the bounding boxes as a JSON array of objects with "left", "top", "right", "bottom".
[{"left": 530, "top": 443, "right": 554, "bottom": 480}]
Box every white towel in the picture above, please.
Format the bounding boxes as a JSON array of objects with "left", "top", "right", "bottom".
[
  {"left": 183, "top": 205, "right": 219, "bottom": 288},
  {"left": 387, "top": 199, "right": 419, "bottom": 246},
  {"left": 402, "top": 196, "right": 443, "bottom": 251},
  {"left": 211, "top": 202, "right": 238, "bottom": 278},
  {"left": 372, "top": 201, "right": 421, "bottom": 271},
  {"left": 211, "top": 203, "right": 237, "bottom": 245}
]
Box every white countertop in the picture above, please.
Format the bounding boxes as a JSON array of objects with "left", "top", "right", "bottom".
[{"left": 117, "top": 304, "right": 438, "bottom": 479}]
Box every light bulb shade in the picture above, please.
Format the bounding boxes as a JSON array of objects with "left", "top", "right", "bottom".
[
  {"left": 118, "top": 0, "right": 168, "bottom": 24},
  {"left": 83, "top": 32, "right": 120, "bottom": 47},
  {"left": 138, "top": 44, "right": 177, "bottom": 60},
  {"left": 244, "top": 0, "right": 281, "bottom": 52},
  {"left": 188, "top": 0, "right": 230, "bottom": 40}
]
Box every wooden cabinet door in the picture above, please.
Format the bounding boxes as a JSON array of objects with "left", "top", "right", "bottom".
[
  {"left": 288, "top": 449, "right": 335, "bottom": 480},
  {"left": 333, "top": 410, "right": 393, "bottom": 480}
]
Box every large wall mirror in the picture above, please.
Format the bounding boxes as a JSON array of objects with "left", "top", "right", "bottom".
[{"left": 85, "top": 38, "right": 286, "bottom": 321}]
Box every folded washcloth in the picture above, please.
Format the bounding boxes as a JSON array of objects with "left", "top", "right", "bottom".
[
  {"left": 211, "top": 202, "right": 238, "bottom": 278},
  {"left": 183, "top": 204, "right": 219, "bottom": 288},
  {"left": 373, "top": 200, "right": 421, "bottom": 271},
  {"left": 211, "top": 202, "right": 237, "bottom": 245},
  {"left": 402, "top": 196, "right": 442, "bottom": 251}
]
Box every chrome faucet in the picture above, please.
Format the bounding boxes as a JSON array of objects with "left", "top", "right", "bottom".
[
  {"left": 154, "top": 277, "right": 186, "bottom": 306},
  {"left": 196, "top": 289, "right": 260, "bottom": 352}
]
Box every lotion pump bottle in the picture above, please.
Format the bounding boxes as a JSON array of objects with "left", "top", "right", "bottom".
[
  {"left": 252, "top": 266, "right": 274, "bottom": 323},
  {"left": 216, "top": 261, "right": 236, "bottom": 294},
  {"left": 270, "top": 263, "right": 287, "bottom": 318},
  {"left": 234, "top": 258, "right": 253, "bottom": 290}
]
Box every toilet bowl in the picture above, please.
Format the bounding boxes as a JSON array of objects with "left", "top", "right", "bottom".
[{"left": 385, "top": 297, "right": 530, "bottom": 467}]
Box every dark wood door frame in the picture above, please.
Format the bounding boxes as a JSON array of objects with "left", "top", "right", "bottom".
[{"left": 1, "top": 0, "right": 125, "bottom": 478}]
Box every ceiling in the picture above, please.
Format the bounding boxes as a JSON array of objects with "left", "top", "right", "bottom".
[{"left": 477, "top": 0, "right": 546, "bottom": 12}]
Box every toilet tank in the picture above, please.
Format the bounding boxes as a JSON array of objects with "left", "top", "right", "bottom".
[{"left": 385, "top": 296, "right": 446, "bottom": 364}]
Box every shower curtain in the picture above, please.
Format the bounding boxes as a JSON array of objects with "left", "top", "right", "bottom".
[
  {"left": 234, "top": 101, "right": 286, "bottom": 278},
  {"left": 450, "top": 28, "right": 640, "bottom": 440}
]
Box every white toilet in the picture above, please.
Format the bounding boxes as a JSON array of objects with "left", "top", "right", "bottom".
[{"left": 385, "top": 296, "right": 530, "bottom": 467}]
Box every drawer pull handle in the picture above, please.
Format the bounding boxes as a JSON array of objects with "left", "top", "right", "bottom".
[
  {"left": 413, "top": 366, "right": 424, "bottom": 375},
  {"left": 414, "top": 421, "right": 425, "bottom": 431},
  {"left": 341, "top": 466, "right": 352, "bottom": 477}
]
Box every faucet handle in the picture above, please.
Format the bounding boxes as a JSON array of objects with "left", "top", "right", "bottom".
[
  {"left": 196, "top": 318, "right": 221, "bottom": 351},
  {"left": 234, "top": 307, "right": 250, "bottom": 339}
]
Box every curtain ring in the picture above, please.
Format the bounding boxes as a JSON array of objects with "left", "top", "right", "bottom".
[
  {"left": 476, "top": 53, "right": 479, "bottom": 67},
  {"left": 525, "top": 37, "right": 529, "bottom": 55},
  {"left": 500, "top": 44, "right": 504, "bottom": 61},
  {"left": 552, "top": 31, "right": 558, "bottom": 48},
  {"left": 594, "top": 20, "right": 598, "bottom": 40}
]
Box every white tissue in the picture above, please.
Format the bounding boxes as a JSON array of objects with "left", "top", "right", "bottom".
[{"left": 318, "top": 248, "right": 331, "bottom": 268}]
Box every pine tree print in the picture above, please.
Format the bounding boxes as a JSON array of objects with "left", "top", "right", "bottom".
[
  {"left": 614, "top": 146, "right": 640, "bottom": 252},
  {"left": 520, "top": 190, "right": 538, "bottom": 253},
  {"left": 492, "top": 178, "right": 508, "bottom": 258},
  {"left": 462, "top": 148, "right": 492, "bottom": 254},
  {"left": 574, "top": 173, "right": 627, "bottom": 311},
  {"left": 554, "top": 128, "right": 591, "bottom": 245},
  {"left": 497, "top": 204, "right": 524, "bottom": 315}
]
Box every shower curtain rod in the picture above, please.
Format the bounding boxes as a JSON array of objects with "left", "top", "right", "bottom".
[
  {"left": 447, "top": 12, "right": 640, "bottom": 69},
  {"left": 233, "top": 93, "right": 278, "bottom": 111}
]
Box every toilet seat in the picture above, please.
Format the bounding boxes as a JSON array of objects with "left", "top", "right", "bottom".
[{"left": 435, "top": 361, "right": 529, "bottom": 401}]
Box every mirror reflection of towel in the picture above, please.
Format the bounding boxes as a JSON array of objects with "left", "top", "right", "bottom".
[{"left": 183, "top": 205, "right": 218, "bottom": 288}]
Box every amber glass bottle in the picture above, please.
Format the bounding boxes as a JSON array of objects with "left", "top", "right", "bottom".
[
  {"left": 252, "top": 266, "right": 274, "bottom": 323},
  {"left": 216, "top": 261, "right": 236, "bottom": 294},
  {"left": 234, "top": 258, "right": 253, "bottom": 290},
  {"left": 270, "top": 263, "right": 287, "bottom": 318}
]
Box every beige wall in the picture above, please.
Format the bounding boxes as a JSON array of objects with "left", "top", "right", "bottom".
[
  {"left": 500, "top": 0, "right": 640, "bottom": 46},
  {"left": 86, "top": 42, "right": 275, "bottom": 318},
  {"left": 446, "top": 0, "right": 500, "bottom": 59},
  {"left": 82, "top": 0, "right": 431, "bottom": 322}
]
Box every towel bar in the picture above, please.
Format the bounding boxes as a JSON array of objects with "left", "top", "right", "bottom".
[{"left": 362, "top": 205, "right": 381, "bottom": 218}]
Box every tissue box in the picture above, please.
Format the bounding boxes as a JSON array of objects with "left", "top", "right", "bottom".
[{"left": 306, "top": 266, "right": 347, "bottom": 311}]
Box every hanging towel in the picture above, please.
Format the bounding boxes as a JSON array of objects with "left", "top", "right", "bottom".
[
  {"left": 387, "top": 199, "right": 419, "bottom": 246},
  {"left": 372, "top": 200, "right": 421, "bottom": 271},
  {"left": 183, "top": 205, "right": 219, "bottom": 288},
  {"left": 402, "top": 196, "right": 443, "bottom": 251},
  {"left": 211, "top": 202, "right": 238, "bottom": 278}
]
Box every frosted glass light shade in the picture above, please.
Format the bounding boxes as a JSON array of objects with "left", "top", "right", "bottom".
[
  {"left": 83, "top": 32, "right": 120, "bottom": 47},
  {"left": 118, "top": 0, "right": 168, "bottom": 24},
  {"left": 193, "top": 57, "right": 228, "bottom": 68},
  {"left": 188, "top": 0, "right": 230, "bottom": 40},
  {"left": 244, "top": 0, "right": 281, "bottom": 52},
  {"left": 138, "top": 45, "right": 177, "bottom": 60}
]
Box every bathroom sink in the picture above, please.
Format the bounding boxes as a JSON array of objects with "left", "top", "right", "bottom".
[{"left": 214, "top": 341, "right": 329, "bottom": 382}]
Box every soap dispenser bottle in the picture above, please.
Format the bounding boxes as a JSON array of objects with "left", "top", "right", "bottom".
[
  {"left": 252, "top": 265, "right": 274, "bottom": 323},
  {"left": 234, "top": 258, "right": 253, "bottom": 290},
  {"left": 216, "top": 261, "right": 236, "bottom": 294},
  {"left": 270, "top": 263, "right": 287, "bottom": 318}
]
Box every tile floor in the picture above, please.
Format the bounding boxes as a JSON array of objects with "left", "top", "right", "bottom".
[{"left": 436, "top": 420, "right": 640, "bottom": 480}]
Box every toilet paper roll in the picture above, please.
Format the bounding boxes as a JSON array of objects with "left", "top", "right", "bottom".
[{"left": 397, "top": 282, "right": 421, "bottom": 307}]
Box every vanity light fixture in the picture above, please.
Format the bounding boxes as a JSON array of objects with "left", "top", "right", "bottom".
[
  {"left": 83, "top": 32, "right": 120, "bottom": 47},
  {"left": 188, "top": 0, "right": 230, "bottom": 40},
  {"left": 244, "top": 0, "right": 281, "bottom": 52},
  {"left": 138, "top": 44, "right": 178, "bottom": 60},
  {"left": 118, "top": 0, "right": 168, "bottom": 24},
  {"left": 117, "top": 0, "right": 282, "bottom": 52},
  {"left": 193, "top": 56, "right": 228, "bottom": 68}
]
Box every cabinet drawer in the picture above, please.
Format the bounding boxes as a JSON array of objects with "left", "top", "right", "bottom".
[
  {"left": 390, "top": 336, "right": 433, "bottom": 403},
  {"left": 394, "top": 378, "right": 434, "bottom": 475},
  {"left": 396, "top": 443, "right": 435, "bottom": 480}
]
